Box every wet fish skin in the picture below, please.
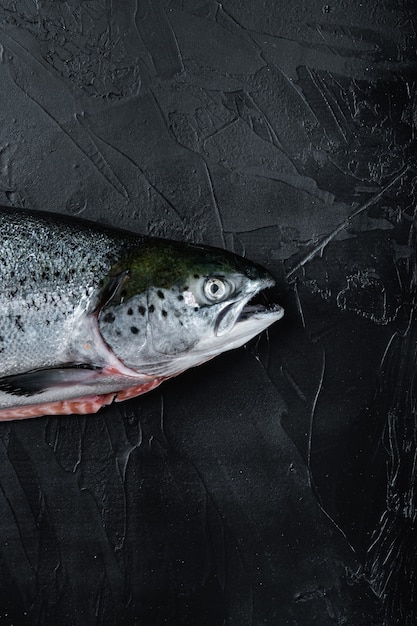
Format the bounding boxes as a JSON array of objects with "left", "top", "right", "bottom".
[
  {"left": 0, "top": 207, "right": 135, "bottom": 375},
  {"left": 0, "top": 206, "right": 284, "bottom": 420}
]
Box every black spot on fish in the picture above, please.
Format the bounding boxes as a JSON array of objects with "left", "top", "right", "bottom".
[
  {"left": 177, "top": 295, "right": 184, "bottom": 301},
  {"left": 149, "top": 304, "right": 155, "bottom": 313},
  {"left": 157, "top": 290, "right": 165, "bottom": 299},
  {"left": 138, "top": 305, "right": 146, "bottom": 316},
  {"left": 162, "top": 310, "right": 167, "bottom": 317},
  {"left": 10, "top": 270, "right": 15, "bottom": 278},
  {"left": 127, "top": 307, "right": 133, "bottom": 315},
  {"left": 54, "top": 271, "right": 60, "bottom": 277},
  {"left": 15, "top": 316, "right": 24, "bottom": 332},
  {"left": 183, "top": 285, "right": 189, "bottom": 291},
  {"left": 194, "top": 274, "right": 199, "bottom": 279},
  {"left": 131, "top": 326, "right": 139, "bottom": 334},
  {"left": 103, "top": 312, "right": 115, "bottom": 323},
  {"left": 194, "top": 307, "right": 199, "bottom": 312},
  {"left": 115, "top": 330, "right": 121, "bottom": 336}
]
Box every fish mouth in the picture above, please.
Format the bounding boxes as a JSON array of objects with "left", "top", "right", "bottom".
[
  {"left": 215, "top": 285, "right": 284, "bottom": 337},
  {"left": 238, "top": 298, "right": 284, "bottom": 321}
]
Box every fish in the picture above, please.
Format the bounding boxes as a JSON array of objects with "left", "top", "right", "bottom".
[{"left": 0, "top": 206, "right": 284, "bottom": 421}]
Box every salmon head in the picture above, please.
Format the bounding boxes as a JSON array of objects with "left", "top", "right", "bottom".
[{"left": 97, "top": 240, "right": 284, "bottom": 378}]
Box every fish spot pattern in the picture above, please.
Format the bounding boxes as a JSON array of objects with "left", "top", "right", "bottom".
[
  {"left": 0, "top": 210, "right": 140, "bottom": 373},
  {"left": 98, "top": 294, "right": 148, "bottom": 364}
]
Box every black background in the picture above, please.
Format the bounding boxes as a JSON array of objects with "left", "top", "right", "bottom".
[{"left": 0, "top": 1, "right": 416, "bottom": 624}]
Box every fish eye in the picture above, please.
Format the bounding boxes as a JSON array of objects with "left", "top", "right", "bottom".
[{"left": 203, "top": 277, "right": 231, "bottom": 302}]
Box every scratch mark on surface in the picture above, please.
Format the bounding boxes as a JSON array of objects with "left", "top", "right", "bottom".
[
  {"left": 305, "top": 68, "right": 349, "bottom": 143},
  {"left": 219, "top": 3, "right": 322, "bottom": 127},
  {"left": 269, "top": 54, "right": 321, "bottom": 123},
  {"left": 281, "top": 366, "right": 307, "bottom": 402},
  {"left": 0, "top": 469, "right": 36, "bottom": 576},
  {"left": 286, "top": 166, "right": 411, "bottom": 279},
  {"left": 293, "top": 283, "right": 306, "bottom": 328},
  {"left": 8, "top": 62, "right": 129, "bottom": 199},
  {"left": 315, "top": 23, "right": 340, "bottom": 57},
  {"left": 308, "top": 346, "right": 325, "bottom": 472},
  {"left": 134, "top": 0, "right": 184, "bottom": 79},
  {"left": 203, "top": 161, "right": 226, "bottom": 248},
  {"left": 75, "top": 114, "right": 129, "bottom": 199},
  {"left": 247, "top": 167, "right": 335, "bottom": 203},
  {"left": 379, "top": 332, "right": 399, "bottom": 370},
  {"left": 0, "top": 28, "right": 57, "bottom": 78},
  {"left": 203, "top": 118, "right": 240, "bottom": 143},
  {"left": 80, "top": 124, "right": 184, "bottom": 224},
  {"left": 159, "top": 394, "right": 169, "bottom": 449},
  {"left": 244, "top": 90, "right": 286, "bottom": 153},
  {"left": 310, "top": 323, "right": 339, "bottom": 344}
]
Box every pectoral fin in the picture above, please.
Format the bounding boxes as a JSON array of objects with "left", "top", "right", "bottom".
[{"left": 0, "top": 366, "right": 102, "bottom": 397}]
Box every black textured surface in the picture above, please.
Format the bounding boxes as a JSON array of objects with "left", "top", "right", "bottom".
[{"left": 0, "top": 1, "right": 415, "bottom": 624}]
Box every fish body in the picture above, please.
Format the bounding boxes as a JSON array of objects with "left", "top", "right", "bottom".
[{"left": 0, "top": 206, "right": 283, "bottom": 420}]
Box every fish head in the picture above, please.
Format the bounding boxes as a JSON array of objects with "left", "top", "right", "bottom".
[{"left": 98, "top": 240, "right": 284, "bottom": 377}]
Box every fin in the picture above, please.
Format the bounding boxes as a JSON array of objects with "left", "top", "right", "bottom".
[
  {"left": 0, "top": 393, "right": 117, "bottom": 421},
  {"left": 115, "top": 378, "right": 164, "bottom": 402},
  {"left": 0, "top": 366, "right": 103, "bottom": 397}
]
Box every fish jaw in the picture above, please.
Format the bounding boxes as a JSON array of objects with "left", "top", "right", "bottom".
[
  {"left": 213, "top": 276, "right": 278, "bottom": 337},
  {"left": 193, "top": 297, "right": 284, "bottom": 360}
]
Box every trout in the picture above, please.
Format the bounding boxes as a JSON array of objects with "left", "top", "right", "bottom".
[{"left": 0, "top": 206, "right": 283, "bottom": 420}]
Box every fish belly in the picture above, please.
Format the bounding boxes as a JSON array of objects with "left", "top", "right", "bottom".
[{"left": 0, "top": 378, "right": 165, "bottom": 421}]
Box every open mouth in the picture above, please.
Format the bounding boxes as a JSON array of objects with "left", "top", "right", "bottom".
[
  {"left": 215, "top": 289, "right": 284, "bottom": 336},
  {"left": 238, "top": 291, "right": 284, "bottom": 321}
]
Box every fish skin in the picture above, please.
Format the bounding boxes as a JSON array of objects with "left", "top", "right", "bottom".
[{"left": 0, "top": 206, "right": 284, "bottom": 420}]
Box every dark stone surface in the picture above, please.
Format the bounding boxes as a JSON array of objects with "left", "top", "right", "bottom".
[{"left": 0, "top": 1, "right": 415, "bottom": 624}]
